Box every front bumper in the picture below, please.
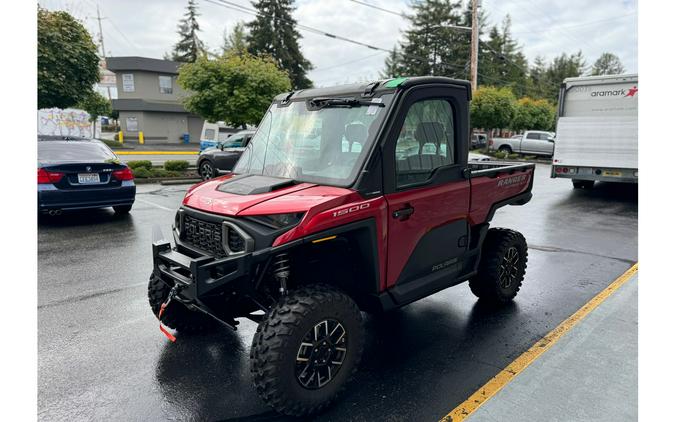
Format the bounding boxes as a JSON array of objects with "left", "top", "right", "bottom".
[{"left": 152, "top": 236, "right": 257, "bottom": 301}]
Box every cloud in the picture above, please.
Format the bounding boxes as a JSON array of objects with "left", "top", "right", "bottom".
[{"left": 40, "top": 0, "right": 637, "bottom": 85}]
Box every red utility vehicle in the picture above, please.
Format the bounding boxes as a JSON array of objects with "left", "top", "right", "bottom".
[{"left": 149, "top": 76, "right": 534, "bottom": 416}]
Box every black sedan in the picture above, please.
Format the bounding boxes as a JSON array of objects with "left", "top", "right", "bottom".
[
  {"left": 38, "top": 136, "right": 136, "bottom": 215},
  {"left": 197, "top": 130, "right": 255, "bottom": 180}
]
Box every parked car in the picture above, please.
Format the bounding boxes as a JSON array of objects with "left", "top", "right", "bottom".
[
  {"left": 551, "top": 73, "right": 638, "bottom": 188},
  {"left": 199, "top": 121, "right": 240, "bottom": 151},
  {"left": 197, "top": 130, "right": 256, "bottom": 180},
  {"left": 471, "top": 133, "right": 487, "bottom": 148},
  {"left": 38, "top": 136, "right": 136, "bottom": 215},
  {"left": 490, "top": 130, "right": 555, "bottom": 156}
]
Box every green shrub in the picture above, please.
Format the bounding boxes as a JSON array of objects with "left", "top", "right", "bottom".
[
  {"left": 132, "top": 167, "right": 151, "bottom": 178},
  {"left": 164, "top": 160, "right": 189, "bottom": 172},
  {"left": 494, "top": 151, "right": 507, "bottom": 159},
  {"left": 127, "top": 160, "right": 153, "bottom": 170}
]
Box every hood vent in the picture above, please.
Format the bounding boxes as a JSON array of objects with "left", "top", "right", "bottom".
[{"left": 217, "top": 174, "right": 296, "bottom": 195}]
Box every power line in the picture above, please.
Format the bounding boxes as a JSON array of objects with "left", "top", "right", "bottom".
[
  {"left": 347, "top": 0, "right": 406, "bottom": 18},
  {"left": 511, "top": 12, "right": 636, "bottom": 35},
  {"left": 203, "top": 0, "right": 467, "bottom": 75},
  {"left": 312, "top": 51, "right": 386, "bottom": 73}
]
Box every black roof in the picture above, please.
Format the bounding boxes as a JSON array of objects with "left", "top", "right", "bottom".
[
  {"left": 273, "top": 76, "right": 472, "bottom": 102},
  {"left": 106, "top": 56, "right": 181, "bottom": 75}
]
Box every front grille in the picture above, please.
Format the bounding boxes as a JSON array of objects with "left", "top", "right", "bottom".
[{"left": 183, "top": 215, "right": 226, "bottom": 257}]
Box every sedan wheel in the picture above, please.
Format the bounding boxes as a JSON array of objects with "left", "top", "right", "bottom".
[{"left": 199, "top": 161, "right": 215, "bottom": 180}]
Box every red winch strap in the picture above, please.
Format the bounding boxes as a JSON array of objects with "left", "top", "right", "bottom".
[{"left": 158, "top": 300, "right": 177, "bottom": 343}]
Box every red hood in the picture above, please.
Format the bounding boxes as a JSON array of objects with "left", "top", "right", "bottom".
[{"left": 182, "top": 175, "right": 355, "bottom": 216}]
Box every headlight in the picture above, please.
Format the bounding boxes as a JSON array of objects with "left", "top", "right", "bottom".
[
  {"left": 174, "top": 209, "right": 183, "bottom": 234},
  {"left": 252, "top": 212, "right": 304, "bottom": 229}
]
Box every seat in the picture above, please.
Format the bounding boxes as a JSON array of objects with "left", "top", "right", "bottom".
[{"left": 396, "top": 122, "right": 449, "bottom": 185}]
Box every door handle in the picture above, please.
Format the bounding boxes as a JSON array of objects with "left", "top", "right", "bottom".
[{"left": 393, "top": 205, "right": 414, "bottom": 220}]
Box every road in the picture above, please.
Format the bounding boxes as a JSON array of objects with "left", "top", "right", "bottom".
[{"left": 38, "top": 164, "right": 637, "bottom": 421}]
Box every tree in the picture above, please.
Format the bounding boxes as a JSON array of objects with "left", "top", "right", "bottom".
[
  {"left": 542, "top": 51, "right": 586, "bottom": 102},
  {"left": 470, "top": 86, "right": 516, "bottom": 138},
  {"left": 511, "top": 97, "right": 556, "bottom": 132},
  {"left": 170, "top": 0, "right": 205, "bottom": 63},
  {"left": 396, "top": 0, "right": 470, "bottom": 78},
  {"left": 525, "top": 55, "right": 549, "bottom": 100},
  {"left": 381, "top": 46, "right": 405, "bottom": 78},
  {"left": 178, "top": 53, "right": 292, "bottom": 127},
  {"left": 38, "top": 7, "right": 100, "bottom": 109},
  {"left": 478, "top": 16, "right": 529, "bottom": 97},
  {"left": 591, "top": 52, "right": 625, "bottom": 76},
  {"left": 221, "top": 22, "right": 248, "bottom": 56},
  {"left": 77, "top": 91, "right": 112, "bottom": 135},
  {"left": 247, "top": 0, "right": 313, "bottom": 89}
]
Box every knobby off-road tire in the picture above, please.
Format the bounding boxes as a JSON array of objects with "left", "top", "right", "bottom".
[
  {"left": 470, "top": 228, "right": 528, "bottom": 303},
  {"left": 250, "top": 284, "right": 365, "bottom": 417},
  {"left": 147, "top": 274, "right": 217, "bottom": 333}
]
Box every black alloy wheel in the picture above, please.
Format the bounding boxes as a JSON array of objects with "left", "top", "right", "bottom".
[
  {"left": 295, "top": 319, "right": 348, "bottom": 389},
  {"left": 199, "top": 161, "right": 215, "bottom": 180}
]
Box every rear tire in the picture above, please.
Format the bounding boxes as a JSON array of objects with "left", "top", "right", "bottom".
[
  {"left": 113, "top": 204, "right": 132, "bottom": 214},
  {"left": 147, "top": 274, "right": 217, "bottom": 333},
  {"left": 498, "top": 145, "right": 512, "bottom": 154},
  {"left": 470, "top": 228, "right": 528, "bottom": 303},
  {"left": 250, "top": 284, "right": 364, "bottom": 417}
]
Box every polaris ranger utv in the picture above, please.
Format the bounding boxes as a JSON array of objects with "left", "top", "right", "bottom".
[{"left": 149, "top": 76, "right": 534, "bottom": 416}]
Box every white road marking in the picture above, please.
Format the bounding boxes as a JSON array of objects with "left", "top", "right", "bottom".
[{"left": 135, "top": 197, "right": 175, "bottom": 212}]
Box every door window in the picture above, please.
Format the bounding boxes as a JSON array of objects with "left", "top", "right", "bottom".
[{"left": 395, "top": 99, "right": 455, "bottom": 187}]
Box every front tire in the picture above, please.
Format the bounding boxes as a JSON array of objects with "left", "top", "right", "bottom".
[
  {"left": 470, "top": 228, "right": 528, "bottom": 303},
  {"left": 199, "top": 160, "right": 216, "bottom": 180},
  {"left": 250, "top": 284, "right": 364, "bottom": 417},
  {"left": 147, "top": 274, "right": 217, "bottom": 333}
]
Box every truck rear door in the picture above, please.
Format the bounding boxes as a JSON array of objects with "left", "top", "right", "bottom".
[{"left": 382, "top": 84, "right": 471, "bottom": 305}]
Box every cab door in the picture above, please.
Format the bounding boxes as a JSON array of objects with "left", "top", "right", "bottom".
[{"left": 382, "top": 84, "right": 471, "bottom": 305}]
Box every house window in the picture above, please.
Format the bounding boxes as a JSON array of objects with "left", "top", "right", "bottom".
[
  {"left": 126, "top": 117, "right": 138, "bottom": 132},
  {"left": 122, "top": 74, "right": 135, "bottom": 92},
  {"left": 159, "top": 76, "right": 173, "bottom": 94}
]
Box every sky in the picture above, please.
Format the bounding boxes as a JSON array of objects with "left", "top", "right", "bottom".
[{"left": 39, "top": 0, "right": 637, "bottom": 87}]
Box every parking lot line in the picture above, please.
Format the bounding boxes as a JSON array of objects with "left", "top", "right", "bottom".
[
  {"left": 135, "top": 197, "right": 175, "bottom": 212},
  {"left": 440, "top": 262, "right": 639, "bottom": 422}
]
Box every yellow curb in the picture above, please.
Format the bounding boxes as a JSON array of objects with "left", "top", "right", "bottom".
[{"left": 440, "top": 262, "right": 638, "bottom": 422}]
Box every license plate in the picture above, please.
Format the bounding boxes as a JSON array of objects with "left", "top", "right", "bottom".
[
  {"left": 578, "top": 167, "right": 593, "bottom": 176},
  {"left": 602, "top": 170, "right": 622, "bottom": 177},
  {"left": 78, "top": 173, "right": 100, "bottom": 184}
]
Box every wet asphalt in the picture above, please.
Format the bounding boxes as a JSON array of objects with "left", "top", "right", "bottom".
[{"left": 38, "top": 164, "right": 638, "bottom": 422}]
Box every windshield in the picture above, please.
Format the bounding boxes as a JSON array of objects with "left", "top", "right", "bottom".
[{"left": 233, "top": 94, "right": 393, "bottom": 186}]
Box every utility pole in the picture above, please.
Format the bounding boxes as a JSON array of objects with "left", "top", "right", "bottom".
[
  {"left": 470, "top": 0, "right": 479, "bottom": 92},
  {"left": 95, "top": 5, "right": 106, "bottom": 58}
]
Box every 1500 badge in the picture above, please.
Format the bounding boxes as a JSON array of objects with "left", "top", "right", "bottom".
[{"left": 332, "top": 203, "right": 370, "bottom": 217}]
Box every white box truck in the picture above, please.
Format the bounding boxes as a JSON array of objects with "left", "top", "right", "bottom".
[{"left": 551, "top": 74, "right": 638, "bottom": 188}]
